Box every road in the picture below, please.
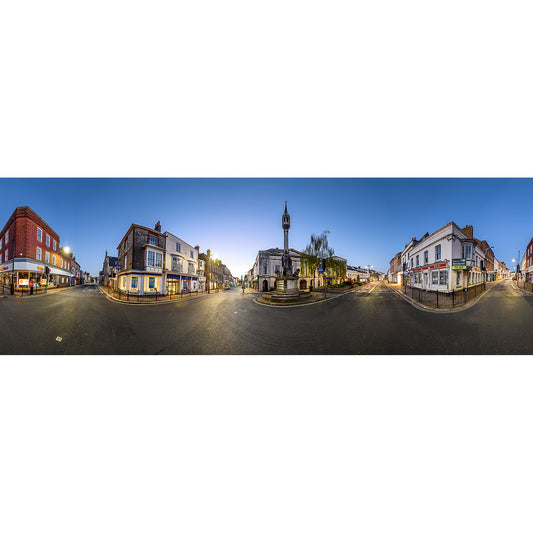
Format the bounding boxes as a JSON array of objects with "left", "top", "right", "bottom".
[{"left": 1, "top": 280, "right": 532, "bottom": 354}]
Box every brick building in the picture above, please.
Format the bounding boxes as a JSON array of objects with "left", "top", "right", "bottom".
[
  {"left": 0, "top": 206, "right": 74, "bottom": 291},
  {"left": 116, "top": 221, "right": 166, "bottom": 295}
]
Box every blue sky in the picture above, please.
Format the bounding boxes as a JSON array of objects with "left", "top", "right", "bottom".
[{"left": 0, "top": 178, "right": 530, "bottom": 277}]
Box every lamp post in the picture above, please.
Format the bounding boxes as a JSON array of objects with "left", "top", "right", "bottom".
[
  {"left": 10, "top": 238, "right": 15, "bottom": 295},
  {"left": 365, "top": 265, "right": 373, "bottom": 283}
]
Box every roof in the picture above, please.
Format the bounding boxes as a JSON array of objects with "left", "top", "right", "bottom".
[
  {"left": 1, "top": 206, "right": 60, "bottom": 242},
  {"left": 117, "top": 223, "right": 166, "bottom": 249}
]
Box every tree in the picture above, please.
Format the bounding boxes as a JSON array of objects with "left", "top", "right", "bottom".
[{"left": 300, "top": 231, "right": 335, "bottom": 288}]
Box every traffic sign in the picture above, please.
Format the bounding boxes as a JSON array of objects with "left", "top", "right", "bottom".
[{"left": 318, "top": 267, "right": 324, "bottom": 273}]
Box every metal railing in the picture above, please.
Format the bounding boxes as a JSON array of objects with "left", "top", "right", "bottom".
[
  {"left": 517, "top": 281, "right": 533, "bottom": 293},
  {"left": 397, "top": 282, "right": 487, "bottom": 309},
  {"left": 101, "top": 286, "right": 225, "bottom": 303}
]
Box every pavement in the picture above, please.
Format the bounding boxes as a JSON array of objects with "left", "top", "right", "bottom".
[{"left": 1, "top": 280, "right": 532, "bottom": 354}]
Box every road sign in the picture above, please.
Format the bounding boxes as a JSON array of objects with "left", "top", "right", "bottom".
[{"left": 318, "top": 267, "right": 324, "bottom": 273}]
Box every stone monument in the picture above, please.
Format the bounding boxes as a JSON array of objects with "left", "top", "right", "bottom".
[{"left": 259, "top": 202, "right": 311, "bottom": 305}]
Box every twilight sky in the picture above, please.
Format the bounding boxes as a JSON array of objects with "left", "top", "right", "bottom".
[{"left": 0, "top": 178, "right": 530, "bottom": 277}]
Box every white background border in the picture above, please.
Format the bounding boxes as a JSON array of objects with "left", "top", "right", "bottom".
[{"left": 1, "top": 1, "right": 533, "bottom": 532}]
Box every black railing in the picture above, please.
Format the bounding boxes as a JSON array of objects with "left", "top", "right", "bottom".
[
  {"left": 101, "top": 286, "right": 225, "bottom": 303},
  {"left": 518, "top": 281, "right": 533, "bottom": 293},
  {"left": 398, "top": 282, "right": 487, "bottom": 309}
]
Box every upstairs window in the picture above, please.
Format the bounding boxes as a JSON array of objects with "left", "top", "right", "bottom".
[
  {"left": 435, "top": 245, "right": 441, "bottom": 261},
  {"left": 148, "top": 235, "right": 158, "bottom": 246},
  {"left": 424, "top": 251, "right": 428, "bottom": 264},
  {"left": 52, "top": 255, "right": 56, "bottom": 266},
  {"left": 416, "top": 255, "right": 419, "bottom": 266},
  {"left": 36, "top": 247, "right": 42, "bottom": 261},
  {"left": 37, "top": 227, "right": 42, "bottom": 242},
  {"left": 155, "top": 252, "right": 162, "bottom": 268},
  {"left": 263, "top": 264, "right": 268, "bottom": 275},
  {"left": 176, "top": 242, "right": 181, "bottom": 253},
  {"left": 5, "top": 231, "right": 8, "bottom": 244},
  {"left": 172, "top": 257, "right": 183, "bottom": 272},
  {"left": 463, "top": 244, "right": 473, "bottom": 260},
  {"left": 46, "top": 234, "right": 50, "bottom": 247},
  {"left": 190, "top": 250, "right": 194, "bottom": 259},
  {"left": 45, "top": 251, "right": 50, "bottom": 263},
  {"left": 147, "top": 250, "right": 155, "bottom": 266},
  {"left": 188, "top": 262, "right": 195, "bottom": 274},
  {"left": 5, "top": 250, "right": 8, "bottom": 262},
  {"left": 53, "top": 240, "right": 57, "bottom": 251}
]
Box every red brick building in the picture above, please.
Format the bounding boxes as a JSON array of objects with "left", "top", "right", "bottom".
[{"left": 0, "top": 206, "right": 74, "bottom": 290}]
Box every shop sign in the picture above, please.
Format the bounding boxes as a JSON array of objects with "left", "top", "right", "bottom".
[
  {"left": 18, "top": 279, "right": 29, "bottom": 286},
  {"left": 452, "top": 258, "right": 466, "bottom": 270},
  {"left": 1, "top": 266, "right": 9, "bottom": 271}
]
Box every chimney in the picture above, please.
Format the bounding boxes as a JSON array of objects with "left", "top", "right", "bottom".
[
  {"left": 462, "top": 225, "right": 473, "bottom": 238},
  {"left": 195, "top": 245, "right": 200, "bottom": 252},
  {"left": 155, "top": 220, "right": 161, "bottom": 233}
]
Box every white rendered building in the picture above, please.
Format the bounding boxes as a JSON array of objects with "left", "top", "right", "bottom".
[{"left": 406, "top": 222, "right": 487, "bottom": 292}]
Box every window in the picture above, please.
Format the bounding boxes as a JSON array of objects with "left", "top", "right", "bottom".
[
  {"left": 456, "top": 272, "right": 461, "bottom": 286},
  {"left": 149, "top": 235, "right": 157, "bottom": 246},
  {"left": 148, "top": 277, "right": 155, "bottom": 289},
  {"left": 45, "top": 251, "right": 50, "bottom": 263},
  {"left": 37, "top": 228, "right": 42, "bottom": 242},
  {"left": 439, "top": 270, "right": 448, "bottom": 286},
  {"left": 131, "top": 276, "right": 138, "bottom": 289},
  {"left": 435, "top": 245, "right": 441, "bottom": 261},
  {"left": 172, "top": 257, "right": 183, "bottom": 272},
  {"left": 155, "top": 252, "right": 162, "bottom": 268},
  {"left": 463, "top": 244, "right": 473, "bottom": 260},
  {"left": 36, "top": 247, "right": 42, "bottom": 261},
  {"left": 424, "top": 251, "right": 428, "bottom": 264},
  {"left": 263, "top": 264, "right": 268, "bottom": 275},
  {"left": 5, "top": 230, "right": 8, "bottom": 244},
  {"left": 60, "top": 259, "right": 63, "bottom": 268},
  {"left": 188, "top": 262, "right": 195, "bottom": 274},
  {"left": 53, "top": 240, "right": 57, "bottom": 251},
  {"left": 176, "top": 242, "right": 181, "bottom": 253},
  {"left": 122, "top": 276, "right": 126, "bottom": 288},
  {"left": 416, "top": 255, "right": 419, "bottom": 266},
  {"left": 147, "top": 250, "right": 155, "bottom": 266},
  {"left": 0, "top": 239, "right": 2, "bottom": 250},
  {"left": 4, "top": 250, "right": 8, "bottom": 262},
  {"left": 432, "top": 271, "right": 439, "bottom": 285},
  {"left": 190, "top": 250, "right": 194, "bottom": 259},
  {"left": 52, "top": 255, "right": 56, "bottom": 266},
  {"left": 46, "top": 234, "right": 50, "bottom": 247},
  {"left": 410, "top": 258, "right": 413, "bottom": 268}
]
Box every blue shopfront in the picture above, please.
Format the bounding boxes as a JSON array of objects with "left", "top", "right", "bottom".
[{"left": 165, "top": 274, "right": 198, "bottom": 294}]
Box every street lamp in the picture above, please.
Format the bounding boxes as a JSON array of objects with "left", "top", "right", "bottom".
[
  {"left": 365, "top": 264, "right": 373, "bottom": 282},
  {"left": 10, "top": 238, "right": 15, "bottom": 294}
]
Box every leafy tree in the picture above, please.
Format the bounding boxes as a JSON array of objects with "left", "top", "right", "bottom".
[{"left": 300, "top": 230, "right": 335, "bottom": 288}]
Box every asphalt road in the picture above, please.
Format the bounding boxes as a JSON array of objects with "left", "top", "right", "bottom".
[{"left": 1, "top": 281, "right": 532, "bottom": 354}]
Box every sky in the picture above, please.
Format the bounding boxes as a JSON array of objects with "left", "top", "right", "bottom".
[{"left": 0, "top": 177, "right": 531, "bottom": 277}]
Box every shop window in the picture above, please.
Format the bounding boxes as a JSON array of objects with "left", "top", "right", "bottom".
[
  {"left": 432, "top": 271, "right": 439, "bottom": 285},
  {"left": 122, "top": 277, "right": 126, "bottom": 288},
  {"left": 148, "top": 277, "right": 156, "bottom": 290},
  {"left": 131, "top": 276, "right": 138, "bottom": 289},
  {"left": 439, "top": 270, "right": 448, "bottom": 285}
]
